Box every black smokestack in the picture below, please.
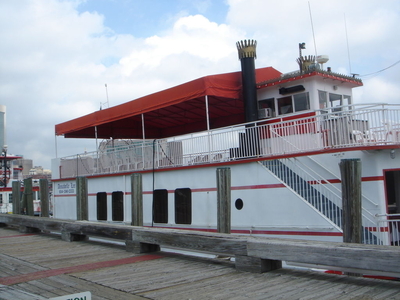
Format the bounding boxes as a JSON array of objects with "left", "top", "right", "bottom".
[{"left": 237, "top": 39, "right": 257, "bottom": 122}]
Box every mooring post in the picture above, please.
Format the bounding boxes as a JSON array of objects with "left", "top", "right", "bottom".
[
  {"left": 131, "top": 173, "right": 143, "bottom": 226},
  {"left": 39, "top": 179, "right": 49, "bottom": 217},
  {"left": 12, "top": 181, "right": 21, "bottom": 214},
  {"left": 339, "top": 158, "right": 362, "bottom": 244},
  {"left": 24, "top": 178, "right": 34, "bottom": 216},
  {"left": 217, "top": 167, "right": 231, "bottom": 234},
  {"left": 76, "top": 176, "right": 88, "bottom": 221},
  {"left": 126, "top": 173, "right": 160, "bottom": 253}
]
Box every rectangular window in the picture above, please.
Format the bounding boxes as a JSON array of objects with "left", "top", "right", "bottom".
[
  {"left": 175, "top": 188, "right": 192, "bottom": 225},
  {"left": 329, "top": 93, "right": 342, "bottom": 111},
  {"left": 9, "top": 194, "right": 12, "bottom": 204},
  {"left": 293, "top": 92, "right": 310, "bottom": 112},
  {"left": 0, "top": 194, "right": 2, "bottom": 204},
  {"left": 153, "top": 189, "right": 168, "bottom": 223},
  {"left": 97, "top": 192, "right": 107, "bottom": 221},
  {"left": 277, "top": 96, "right": 293, "bottom": 115},
  {"left": 112, "top": 191, "right": 124, "bottom": 221},
  {"left": 278, "top": 92, "right": 310, "bottom": 115},
  {"left": 318, "top": 90, "right": 328, "bottom": 109},
  {"left": 258, "top": 98, "right": 275, "bottom": 118}
]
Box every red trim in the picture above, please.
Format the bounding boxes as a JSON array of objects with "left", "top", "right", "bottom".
[
  {"left": 0, "top": 254, "right": 164, "bottom": 286},
  {"left": 52, "top": 144, "right": 398, "bottom": 182},
  {"left": 257, "top": 71, "right": 363, "bottom": 89},
  {"left": 231, "top": 184, "right": 285, "bottom": 190},
  {"left": 325, "top": 270, "right": 399, "bottom": 281},
  {"left": 364, "top": 226, "right": 389, "bottom": 232}
]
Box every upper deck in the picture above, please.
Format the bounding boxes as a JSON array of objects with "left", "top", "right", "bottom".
[{"left": 53, "top": 103, "right": 400, "bottom": 179}]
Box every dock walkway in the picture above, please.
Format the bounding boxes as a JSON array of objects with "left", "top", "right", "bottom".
[{"left": 1, "top": 227, "right": 399, "bottom": 300}]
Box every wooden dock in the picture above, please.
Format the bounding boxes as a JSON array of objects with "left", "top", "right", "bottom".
[{"left": 1, "top": 226, "right": 400, "bottom": 300}]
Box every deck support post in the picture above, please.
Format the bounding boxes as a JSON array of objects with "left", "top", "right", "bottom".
[
  {"left": 39, "top": 179, "right": 49, "bottom": 217},
  {"left": 12, "top": 181, "right": 21, "bottom": 214},
  {"left": 235, "top": 255, "right": 282, "bottom": 273},
  {"left": 217, "top": 167, "right": 231, "bottom": 234},
  {"left": 125, "top": 240, "right": 160, "bottom": 253},
  {"left": 76, "top": 177, "right": 88, "bottom": 221},
  {"left": 24, "top": 178, "right": 34, "bottom": 216},
  {"left": 131, "top": 173, "right": 143, "bottom": 226},
  {"left": 61, "top": 230, "right": 88, "bottom": 242}
]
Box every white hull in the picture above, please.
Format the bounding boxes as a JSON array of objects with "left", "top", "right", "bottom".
[{"left": 52, "top": 148, "right": 397, "bottom": 243}]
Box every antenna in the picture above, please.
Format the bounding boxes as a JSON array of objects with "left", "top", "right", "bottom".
[
  {"left": 100, "top": 83, "right": 110, "bottom": 110},
  {"left": 308, "top": 1, "right": 318, "bottom": 59},
  {"left": 344, "top": 13, "right": 352, "bottom": 74}
]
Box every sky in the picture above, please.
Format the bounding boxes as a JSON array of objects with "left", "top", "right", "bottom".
[{"left": 0, "top": 0, "right": 399, "bottom": 170}]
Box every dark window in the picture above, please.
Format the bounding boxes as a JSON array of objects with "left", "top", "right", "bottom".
[
  {"left": 277, "top": 96, "right": 293, "bottom": 115},
  {"left": 293, "top": 92, "right": 310, "bottom": 112},
  {"left": 97, "top": 192, "right": 107, "bottom": 221},
  {"left": 385, "top": 170, "right": 400, "bottom": 214},
  {"left": 175, "top": 188, "right": 192, "bottom": 224},
  {"left": 9, "top": 194, "right": 12, "bottom": 204},
  {"left": 112, "top": 191, "right": 124, "bottom": 221},
  {"left": 153, "top": 189, "right": 168, "bottom": 223}
]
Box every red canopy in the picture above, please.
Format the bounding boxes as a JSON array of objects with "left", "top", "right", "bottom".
[{"left": 55, "top": 67, "right": 281, "bottom": 139}]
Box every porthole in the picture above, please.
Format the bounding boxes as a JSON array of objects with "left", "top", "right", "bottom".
[{"left": 235, "top": 198, "right": 244, "bottom": 210}]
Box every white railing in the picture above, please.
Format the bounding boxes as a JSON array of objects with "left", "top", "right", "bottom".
[
  {"left": 0, "top": 203, "right": 12, "bottom": 214},
  {"left": 375, "top": 214, "right": 400, "bottom": 246},
  {"left": 58, "top": 103, "right": 400, "bottom": 178}
]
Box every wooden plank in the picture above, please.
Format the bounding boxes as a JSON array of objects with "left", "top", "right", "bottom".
[
  {"left": 0, "top": 285, "right": 46, "bottom": 300},
  {"left": 247, "top": 237, "right": 400, "bottom": 274},
  {"left": 131, "top": 227, "right": 248, "bottom": 256}
]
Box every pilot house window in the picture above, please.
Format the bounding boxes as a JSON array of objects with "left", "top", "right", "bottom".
[{"left": 278, "top": 92, "right": 310, "bottom": 115}]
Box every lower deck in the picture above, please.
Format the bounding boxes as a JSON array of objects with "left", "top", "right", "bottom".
[{"left": 52, "top": 148, "right": 400, "bottom": 245}]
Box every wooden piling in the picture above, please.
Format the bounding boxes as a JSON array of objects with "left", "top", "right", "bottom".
[
  {"left": 131, "top": 173, "right": 143, "bottom": 226},
  {"left": 12, "top": 181, "right": 21, "bottom": 214},
  {"left": 76, "top": 177, "right": 88, "bottom": 221},
  {"left": 339, "top": 159, "right": 362, "bottom": 244},
  {"left": 39, "top": 179, "right": 49, "bottom": 217},
  {"left": 217, "top": 167, "right": 231, "bottom": 234},
  {"left": 24, "top": 178, "right": 34, "bottom": 216}
]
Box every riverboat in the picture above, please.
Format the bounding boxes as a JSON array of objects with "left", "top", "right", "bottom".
[{"left": 52, "top": 40, "right": 400, "bottom": 245}]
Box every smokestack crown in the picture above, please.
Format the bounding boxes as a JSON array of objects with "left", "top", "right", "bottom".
[{"left": 237, "top": 39, "right": 257, "bottom": 59}]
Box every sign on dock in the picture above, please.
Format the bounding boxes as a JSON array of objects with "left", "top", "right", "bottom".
[{"left": 49, "top": 291, "right": 91, "bottom": 300}]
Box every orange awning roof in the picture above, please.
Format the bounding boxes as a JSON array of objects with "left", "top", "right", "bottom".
[{"left": 55, "top": 67, "right": 281, "bottom": 139}]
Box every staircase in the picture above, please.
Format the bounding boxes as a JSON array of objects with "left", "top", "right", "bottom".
[
  {"left": 261, "top": 158, "right": 380, "bottom": 244},
  {"left": 262, "top": 159, "right": 342, "bottom": 228}
]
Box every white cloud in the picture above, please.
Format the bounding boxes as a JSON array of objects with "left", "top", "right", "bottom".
[
  {"left": 0, "top": 0, "right": 399, "bottom": 169},
  {"left": 120, "top": 15, "right": 243, "bottom": 77}
]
